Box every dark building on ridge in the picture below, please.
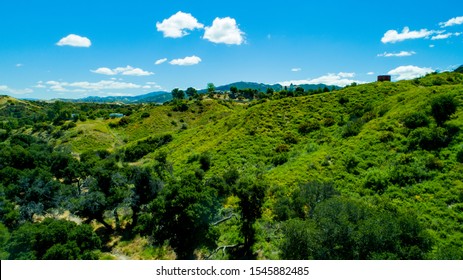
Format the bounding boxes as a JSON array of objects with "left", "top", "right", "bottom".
[{"left": 377, "top": 75, "right": 391, "bottom": 82}]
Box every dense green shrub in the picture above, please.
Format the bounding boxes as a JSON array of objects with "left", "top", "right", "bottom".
[
  {"left": 279, "top": 197, "right": 432, "bottom": 260},
  {"left": 283, "top": 132, "right": 298, "bottom": 144},
  {"left": 6, "top": 219, "right": 101, "bottom": 260},
  {"left": 389, "top": 154, "right": 430, "bottom": 186},
  {"left": 430, "top": 94, "right": 457, "bottom": 126},
  {"left": 456, "top": 148, "right": 463, "bottom": 163},
  {"left": 118, "top": 116, "right": 131, "bottom": 126},
  {"left": 403, "top": 112, "right": 430, "bottom": 129},
  {"left": 279, "top": 218, "right": 320, "bottom": 259},
  {"left": 322, "top": 117, "right": 336, "bottom": 127},
  {"left": 342, "top": 118, "right": 364, "bottom": 138},
  {"left": 298, "top": 121, "right": 320, "bottom": 134},
  {"left": 275, "top": 144, "right": 290, "bottom": 153},
  {"left": 124, "top": 134, "right": 173, "bottom": 162},
  {"left": 172, "top": 102, "right": 189, "bottom": 112},
  {"left": 199, "top": 153, "right": 212, "bottom": 171},
  {"left": 379, "top": 131, "right": 394, "bottom": 143},
  {"left": 408, "top": 127, "right": 450, "bottom": 150},
  {"left": 363, "top": 168, "right": 390, "bottom": 193},
  {"left": 61, "top": 121, "right": 76, "bottom": 130},
  {"left": 338, "top": 96, "right": 349, "bottom": 105},
  {"left": 454, "top": 65, "right": 463, "bottom": 73},
  {"left": 124, "top": 143, "right": 152, "bottom": 162},
  {"left": 141, "top": 112, "right": 150, "bottom": 118},
  {"left": 145, "top": 173, "right": 220, "bottom": 259},
  {"left": 271, "top": 154, "right": 288, "bottom": 166},
  {"left": 273, "top": 181, "right": 338, "bottom": 221}
]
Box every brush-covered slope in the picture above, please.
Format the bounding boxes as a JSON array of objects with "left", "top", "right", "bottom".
[
  {"left": 53, "top": 72, "right": 463, "bottom": 257},
  {"left": 2, "top": 71, "right": 463, "bottom": 259}
]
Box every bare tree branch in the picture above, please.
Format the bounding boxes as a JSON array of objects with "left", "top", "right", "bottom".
[
  {"left": 206, "top": 244, "right": 241, "bottom": 259},
  {"left": 211, "top": 213, "right": 237, "bottom": 226}
]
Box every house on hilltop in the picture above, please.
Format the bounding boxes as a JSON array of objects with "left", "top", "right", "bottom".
[{"left": 377, "top": 75, "right": 391, "bottom": 82}]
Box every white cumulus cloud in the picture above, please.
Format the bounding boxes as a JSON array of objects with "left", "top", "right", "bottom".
[
  {"left": 431, "top": 33, "right": 452, "bottom": 40},
  {"left": 381, "top": 27, "right": 434, "bottom": 43},
  {"left": 377, "top": 51, "right": 416, "bottom": 57},
  {"left": 439, "top": 16, "right": 463, "bottom": 27},
  {"left": 387, "top": 65, "right": 434, "bottom": 80},
  {"left": 169, "top": 55, "right": 202, "bottom": 66},
  {"left": 431, "top": 32, "right": 461, "bottom": 40},
  {"left": 337, "top": 72, "right": 355, "bottom": 78},
  {"left": 203, "top": 17, "right": 245, "bottom": 45},
  {"left": 118, "top": 67, "right": 153, "bottom": 76},
  {"left": 0, "top": 85, "right": 33, "bottom": 95},
  {"left": 156, "top": 11, "right": 204, "bottom": 38},
  {"left": 91, "top": 67, "right": 116, "bottom": 75},
  {"left": 145, "top": 82, "right": 163, "bottom": 90},
  {"left": 91, "top": 66, "right": 153, "bottom": 76},
  {"left": 44, "top": 80, "right": 144, "bottom": 93},
  {"left": 279, "top": 72, "right": 365, "bottom": 87},
  {"left": 291, "top": 68, "right": 302, "bottom": 72},
  {"left": 57, "top": 34, "right": 91, "bottom": 47},
  {"left": 155, "top": 58, "right": 168, "bottom": 65}
]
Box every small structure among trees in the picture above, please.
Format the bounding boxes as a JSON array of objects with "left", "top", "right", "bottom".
[
  {"left": 109, "top": 113, "right": 124, "bottom": 118},
  {"left": 377, "top": 75, "right": 391, "bottom": 82}
]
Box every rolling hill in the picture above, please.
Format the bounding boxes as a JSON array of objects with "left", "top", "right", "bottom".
[
  {"left": 1, "top": 70, "right": 463, "bottom": 260},
  {"left": 44, "top": 82, "right": 338, "bottom": 104}
]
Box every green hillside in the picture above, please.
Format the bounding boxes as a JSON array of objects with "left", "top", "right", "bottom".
[{"left": 1, "top": 71, "right": 463, "bottom": 260}]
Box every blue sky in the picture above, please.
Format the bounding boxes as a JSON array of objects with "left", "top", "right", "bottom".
[{"left": 1, "top": 0, "right": 463, "bottom": 99}]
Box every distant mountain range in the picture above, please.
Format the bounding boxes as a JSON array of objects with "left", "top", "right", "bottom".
[
  {"left": 57, "top": 91, "right": 172, "bottom": 104},
  {"left": 203, "top": 81, "right": 340, "bottom": 93},
  {"left": 54, "top": 82, "right": 339, "bottom": 104}
]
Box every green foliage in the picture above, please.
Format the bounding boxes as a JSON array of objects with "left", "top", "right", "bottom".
[
  {"left": 271, "top": 154, "right": 288, "bottom": 166},
  {"left": 222, "top": 167, "right": 240, "bottom": 186},
  {"left": 298, "top": 121, "right": 320, "bottom": 134},
  {"left": 279, "top": 218, "right": 320, "bottom": 259},
  {"left": 273, "top": 181, "right": 338, "bottom": 221},
  {"left": 233, "top": 177, "right": 267, "bottom": 258},
  {"left": 2, "top": 72, "right": 463, "bottom": 260},
  {"left": 342, "top": 118, "right": 364, "bottom": 138},
  {"left": 408, "top": 127, "right": 451, "bottom": 150},
  {"left": 172, "top": 100, "right": 189, "bottom": 112},
  {"left": 338, "top": 96, "right": 349, "bottom": 105},
  {"left": 430, "top": 94, "right": 458, "bottom": 126},
  {"left": 124, "top": 134, "right": 173, "bottom": 162},
  {"left": 186, "top": 87, "right": 197, "bottom": 98},
  {"left": 279, "top": 197, "right": 432, "bottom": 259},
  {"left": 6, "top": 219, "right": 101, "bottom": 260},
  {"left": 456, "top": 148, "right": 463, "bottom": 163},
  {"left": 171, "top": 88, "right": 185, "bottom": 100},
  {"left": 207, "top": 83, "right": 216, "bottom": 93},
  {"left": 389, "top": 153, "right": 430, "bottom": 186},
  {"left": 283, "top": 132, "right": 298, "bottom": 144},
  {"left": 453, "top": 65, "right": 463, "bottom": 73},
  {"left": 147, "top": 173, "right": 220, "bottom": 259},
  {"left": 141, "top": 112, "right": 150, "bottom": 118},
  {"left": 363, "top": 168, "right": 389, "bottom": 193},
  {"left": 199, "top": 153, "right": 212, "bottom": 171},
  {"left": 403, "top": 111, "right": 430, "bottom": 129},
  {"left": 322, "top": 117, "right": 336, "bottom": 127},
  {"left": 118, "top": 116, "right": 131, "bottom": 126},
  {"left": 274, "top": 144, "right": 290, "bottom": 153},
  {"left": 0, "top": 222, "right": 10, "bottom": 259},
  {"left": 61, "top": 121, "right": 76, "bottom": 130}
]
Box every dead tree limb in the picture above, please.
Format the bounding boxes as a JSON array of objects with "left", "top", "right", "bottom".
[
  {"left": 211, "top": 213, "right": 237, "bottom": 226},
  {"left": 206, "top": 244, "right": 241, "bottom": 259}
]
